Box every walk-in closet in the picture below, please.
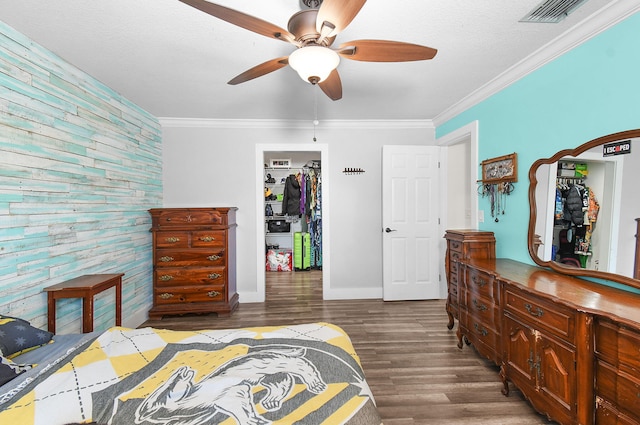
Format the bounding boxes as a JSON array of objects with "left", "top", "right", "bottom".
[{"left": 263, "top": 151, "right": 323, "bottom": 294}]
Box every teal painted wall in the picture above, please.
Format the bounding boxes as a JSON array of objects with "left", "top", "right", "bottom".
[
  {"left": 0, "top": 21, "right": 163, "bottom": 333},
  {"left": 437, "top": 12, "right": 640, "bottom": 268}
]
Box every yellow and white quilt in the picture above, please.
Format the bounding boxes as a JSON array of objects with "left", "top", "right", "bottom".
[{"left": 0, "top": 322, "right": 382, "bottom": 425}]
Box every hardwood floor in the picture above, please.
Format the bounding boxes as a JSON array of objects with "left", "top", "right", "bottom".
[{"left": 141, "top": 270, "right": 551, "bottom": 424}]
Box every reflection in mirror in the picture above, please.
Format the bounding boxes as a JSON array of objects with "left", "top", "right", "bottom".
[{"left": 528, "top": 130, "right": 640, "bottom": 290}]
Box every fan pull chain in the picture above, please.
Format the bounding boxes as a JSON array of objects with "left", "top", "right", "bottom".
[{"left": 312, "top": 86, "right": 319, "bottom": 142}]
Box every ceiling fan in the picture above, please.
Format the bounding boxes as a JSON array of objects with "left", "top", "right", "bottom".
[{"left": 179, "top": 0, "right": 438, "bottom": 100}]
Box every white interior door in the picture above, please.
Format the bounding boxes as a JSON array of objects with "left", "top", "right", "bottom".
[{"left": 382, "top": 145, "right": 441, "bottom": 301}]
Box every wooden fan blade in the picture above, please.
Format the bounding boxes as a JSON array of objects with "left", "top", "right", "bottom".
[
  {"left": 318, "top": 69, "right": 342, "bottom": 101},
  {"left": 316, "top": 0, "right": 367, "bottom": 36},
  {"left": 337, "top": 39, "right": 437, "bottom": 62},
  {"left": 179, "top": 0, "right": 296, "bottom": 44},
  {"left": 228, "top": 57, "right": 289, "bottom": 85}
]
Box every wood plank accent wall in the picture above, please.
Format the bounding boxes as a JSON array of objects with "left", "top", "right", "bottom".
[{"left": 0, "top": 21, "right": 163, "bottom": 333}]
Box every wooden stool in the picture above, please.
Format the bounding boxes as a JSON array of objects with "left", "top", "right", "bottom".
[{"left": 43, "top": 274, "right": 124, "bottom": 333}]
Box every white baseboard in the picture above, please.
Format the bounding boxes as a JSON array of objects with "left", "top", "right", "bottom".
[{"left": 125, "top": 303, "right": 152, "bottom": 328}]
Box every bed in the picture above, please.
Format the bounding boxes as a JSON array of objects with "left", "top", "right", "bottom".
[{"left": 0, "top": 317, "right": 382, "bottom": 425}]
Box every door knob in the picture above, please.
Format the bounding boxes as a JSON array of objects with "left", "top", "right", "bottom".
[{"left": 385, "top": 227, "right": 397, "bottom": 233}]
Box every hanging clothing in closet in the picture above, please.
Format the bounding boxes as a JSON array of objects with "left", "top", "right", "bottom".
[
  {"left": 282, "top": 174, "right": 301, "bottom": 216},
  {"left": 281, "top": 166, "right": 323, "bottom": 270},
  {"left": 555, "top": 179, "right": 599, "bottom": 263},
  {"left": 575, "top": 187, "right": 599, "bottom": 256},
  {"left": 309, "top": 169, "right": 322, "bottom": 269}
]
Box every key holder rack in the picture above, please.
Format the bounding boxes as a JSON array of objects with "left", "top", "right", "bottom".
[{"left": 477, "top": 153, "right": 517, "bottom": 222}]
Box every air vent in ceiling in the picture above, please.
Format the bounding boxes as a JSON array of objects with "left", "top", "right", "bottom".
[{"left": 520, "top": 0, "right": 590, "bottom": 23}]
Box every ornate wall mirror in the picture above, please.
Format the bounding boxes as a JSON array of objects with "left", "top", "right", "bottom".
[{"left": 528, "top": 129, "right": 640, "bottom": 290}]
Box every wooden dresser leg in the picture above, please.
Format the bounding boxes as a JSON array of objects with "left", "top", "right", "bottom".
[
  {"left": 446, "top": 302, "right": 455, "bottom": 330},
  {"left": 499, "top": 365, "right": 510, "bottom": 396}
]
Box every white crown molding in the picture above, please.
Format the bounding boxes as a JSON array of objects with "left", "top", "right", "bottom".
[
  {"left": 158, "top": 117, "right": 434, "bottom": 130},
  {"left": 433, "top": 0, "right": 640, "bottom": 127}
]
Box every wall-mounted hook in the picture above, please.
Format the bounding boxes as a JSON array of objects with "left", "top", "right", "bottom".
[{"left": 342, "top": 167, "right": 365, "bottom": 175}]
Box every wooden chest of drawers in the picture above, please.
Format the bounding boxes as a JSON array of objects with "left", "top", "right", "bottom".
[
  {"left": 148, "top": 207, "right": 238, "bottom": 319},
  {"left": 444, "top": 230, "right": 495, "bottom": 329}
]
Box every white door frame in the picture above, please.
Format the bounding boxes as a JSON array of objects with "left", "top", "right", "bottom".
[
  {"left": 255, "top": 144, "right": 330, "bottom": 302},
  {"left": 436, "top": 121, "right": 479, "bottom": 298},
  {"left": 436, "top": 120, "right": 479, "bottom": 228}
]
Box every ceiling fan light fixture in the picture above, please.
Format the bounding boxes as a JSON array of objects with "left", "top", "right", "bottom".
[{"left": 288, "top": 46, "right": 340, "bottom": 85}]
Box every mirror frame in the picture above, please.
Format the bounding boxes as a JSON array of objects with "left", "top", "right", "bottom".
[{"left": 528, "top": 129, "right": 640, "bottom": 290}]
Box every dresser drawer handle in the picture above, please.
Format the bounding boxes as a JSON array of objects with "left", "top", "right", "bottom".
[
  {"left": 527, "top": 350, "right": 535, "bottom": 372},
  {"left": 159, "top": 256, "right": 174, "bottom": 262},
  {"left": 473, "top": 299, "right": 488, "bottom": 311},
  {"left": 472, "top": 276, "right": 487, "bottom": 287},
  {"left": 200, "top": 236, "right": 216, "bottom": 242},
  {"left": 159, "top": 275, "right": 174, "bottom": 281},
  {"left": 165, "top": 237, "right": 180, "bottom": 243},
  {"left": 208, "top": 273, "right": 222, "bottom": 280},
  {"left": 207, "top": 255, "right": 221, "bottom": 261},
  {"left": 524, "top": 303, "right": 544, "bottom": 317},
  {"left": 474, "top": 323, "right": 488, "bottom": 336},
  {"left": 207, "top": 290, "right": 221, "bottom": 298},
  {"left": 159, "top": 293, "right": 174, "bottom": 299}
]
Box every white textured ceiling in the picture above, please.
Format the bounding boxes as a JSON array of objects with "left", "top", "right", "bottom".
[{"left": 0, "top": 0, "right": 626, "bottom": 121}]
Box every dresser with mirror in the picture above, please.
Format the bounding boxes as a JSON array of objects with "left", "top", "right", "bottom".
[{"left": 447, "top": 129, "right": 640, "bottom": 425}]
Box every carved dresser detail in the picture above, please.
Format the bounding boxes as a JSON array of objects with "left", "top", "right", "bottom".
[
  {"left": 444, "top": 229, "right": 496, "bottom": 329},
  {"left": 148, "top": 207, "right": 238, "bottom": 319},
  {"left": 453, "top": 255, "right": 640, "bottom": 425}
]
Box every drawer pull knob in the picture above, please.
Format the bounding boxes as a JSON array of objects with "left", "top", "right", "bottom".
[
  {"left": 208, "top": 273, "right": 222, "bottom": 279},
  {"left": 165, "top": 237, "right": 180, "bottom": 243},
  {"left": 200, "top": 236, "right": 216, "bottom": 242},
  {"left": 207, "top": 290, "right": 221, "bottom": 298},
  {"left": 159, "top": 256, "right": 174, "bottom": 262},
  {"left": 473, "top": 299, "right": 488, "bottom": 311},
  {"left": 474, "top": 323, "right": 488, "bottom": 336},
  {"left": 159, "top": 293, "right": 174, "bottom": 299},
  {"left": 207, "top": 255, "right": 221, "bottom": 261},
  {"left": 524, "top": 303, "right": 544, "bottom": 317},
  {"left": 159, "top": 275, "right": 174, "bottom": 281}
]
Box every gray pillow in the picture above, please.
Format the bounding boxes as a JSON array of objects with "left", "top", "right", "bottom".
[{"left": 0, "top": 314, "right": 53, "bottom": 358}]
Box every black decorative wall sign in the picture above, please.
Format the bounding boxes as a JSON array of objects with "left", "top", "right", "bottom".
[{"left": 603, "top": 140, "right": 631, "bottom": 156}]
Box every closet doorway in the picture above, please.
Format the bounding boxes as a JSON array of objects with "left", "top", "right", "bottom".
[
  {"left": 437, "top": 121, "right": 479, "bottom": 297},
  {"left": 537, "top": 151, "right": 622, "bottom": 274},
  {"left": 256, "top": 144, "right": 329, "bottom": 301}
]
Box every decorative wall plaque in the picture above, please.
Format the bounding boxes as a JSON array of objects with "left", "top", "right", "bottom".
[{"left": 480, "top": 152, "right": 517, "bottom": 183}]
